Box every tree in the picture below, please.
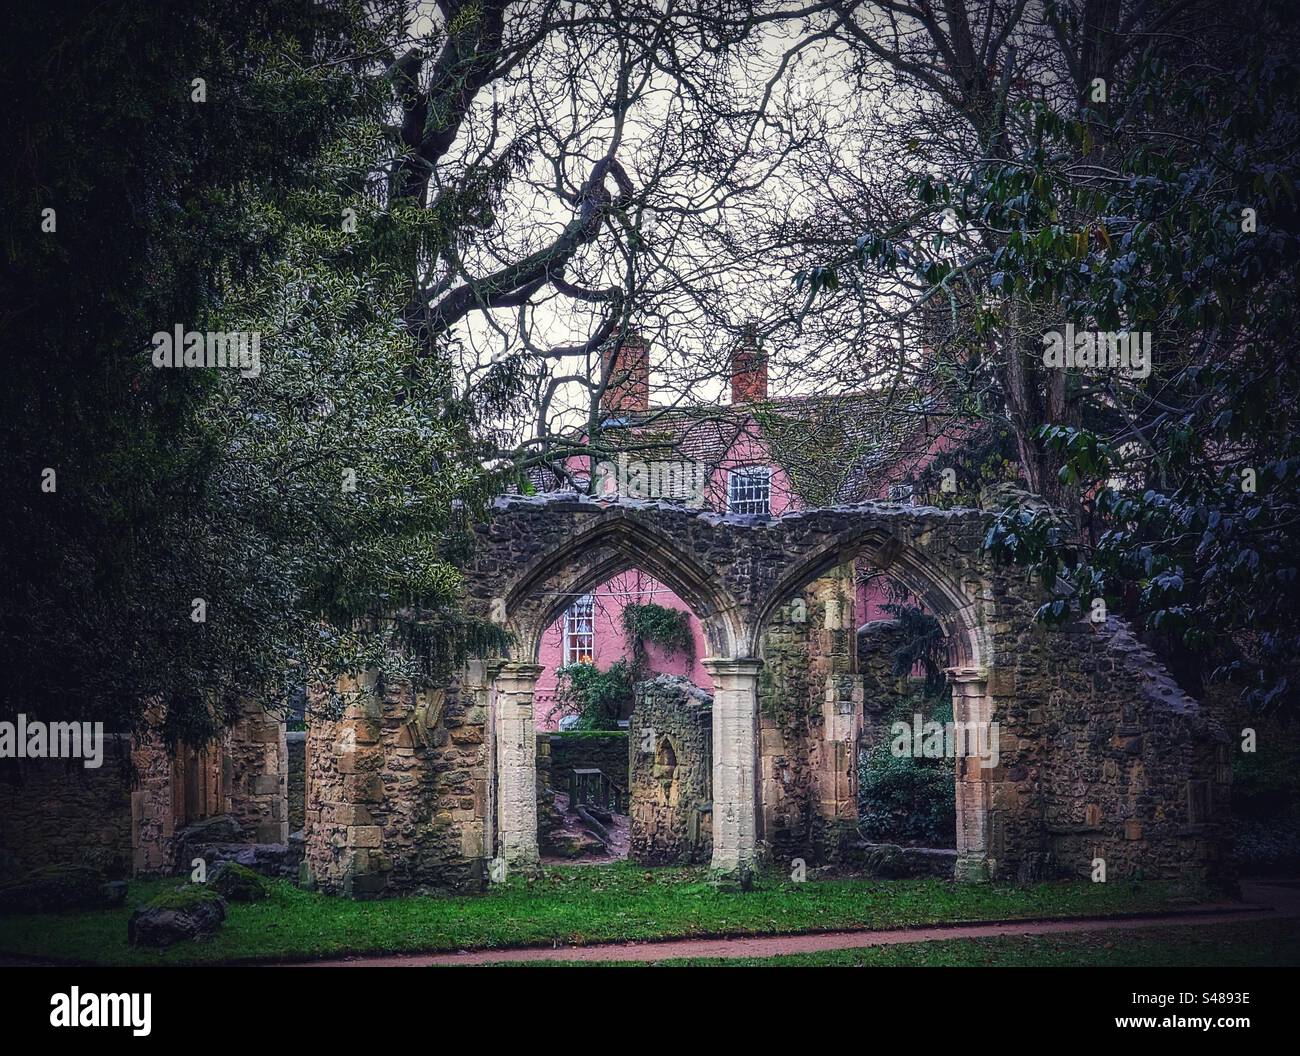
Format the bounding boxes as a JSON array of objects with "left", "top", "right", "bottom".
[
  {"left": 0, "top": 1, "right": 509, "bottom": 739},
  {"left": 793, "top": 0, "right": 1300, "bottom": 710}
]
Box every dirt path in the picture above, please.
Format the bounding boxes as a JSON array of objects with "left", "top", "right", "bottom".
[{"left": 299, "top": 879, "right": 1300, "bottom": 967}]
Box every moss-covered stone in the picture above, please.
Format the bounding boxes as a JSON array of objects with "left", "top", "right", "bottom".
[
  {"left": 210, "top": 861, "right": 269, "bottom": 902},
  {"left": 127, "top": 884, "right": 227, "bottom": 947}
]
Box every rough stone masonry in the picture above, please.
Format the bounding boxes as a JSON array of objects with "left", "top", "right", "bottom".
[{"left": 0, "top": 492, "right": 1232, "bottom": 895}]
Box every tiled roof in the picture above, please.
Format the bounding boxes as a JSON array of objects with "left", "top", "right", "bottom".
[{"left": 578, "top": 389, "right": 957, "bottom": 505}]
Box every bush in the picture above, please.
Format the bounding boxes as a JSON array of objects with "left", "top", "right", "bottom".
[
  {"left": 857, "top": 684, "right": 956, "bottom": 847},
  {"left": 0, "top": 865, "right": 121, "bottom": 914},
  {"left": 1232, "top": 744, "right": 1300, "bottom": 819},
  {"left": 857, "top": 743, "right": 956, "bottom": 847},
  {"left": 553, "top": 660, "right": 635, "bottom": 730}
]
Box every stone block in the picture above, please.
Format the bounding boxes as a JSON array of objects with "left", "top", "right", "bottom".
[
  {"left": 349, "top": 825, "right": 382, "bottom": 848},
  {"left": 252, "top": 774, "right": 280, "bottom": 796}
]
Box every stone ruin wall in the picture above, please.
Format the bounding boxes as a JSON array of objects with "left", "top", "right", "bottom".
[
  {"left": 545, "top": 732, "right": 629, "bottom": 794},
  {"left": 223, "top": 700, "right": 289, "bottom": 845},
  {"left": 986, "top": 616, "right": 1233, "bottom": 886},
  {"left": 856, "top": 618, "right": 915, "bottom": 745},
  {"left": 302, "top": 673, "right": 490, "bottom": 898},
  {"left": 758, "top": 566, "right": 863, "bottom": 865},
  {"left": 628, "top": 675, "right": 713, "bottom": 865},
  {"left": 756, "top": 573, "right": 1231, "bottom": 887},
  {"left": 0, "top": 737, "right": 137, "bottom": 880},
  {"left": 0, "top": 496, "right": 1235, "bottom": 894},
  {"left": 0, "top": 706, "right": 273, "bottom": 882}
]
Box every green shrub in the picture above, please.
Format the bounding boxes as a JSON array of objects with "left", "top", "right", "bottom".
[
  {"left": 554, "top": 660, "right": 635, "bottom": 730},
  {"left": 1233, "top": 816, "right": 1300, "bottom": 874},
  {"left": 857, "top": 742, "right": 956, "bottom": 847},
  {"left": 1232, "top": 742, "right": 1300, "bottom": 819},
  {"left": 858, "top": 684, "right": 956, "bottom": 847}
]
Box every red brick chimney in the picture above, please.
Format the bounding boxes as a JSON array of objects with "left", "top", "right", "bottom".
[
  {"left": 730, "top": 329, "right": 768, "bottom": 403},
  {"left": 600, "top": 332, "right": 650, "bottom": 414}
]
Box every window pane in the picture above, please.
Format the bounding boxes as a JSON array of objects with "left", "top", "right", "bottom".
[
  {"left": 727, "top": 467, "right": 771, "bottom": 515},
  {"left": 565, "top": 594, "right": 595, "bottom": 665}
]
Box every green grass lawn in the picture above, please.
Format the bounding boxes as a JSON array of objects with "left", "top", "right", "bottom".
[
  {"left": 0, "top": 861, "right": 1222, "bottom": 966},
  {"left": 508, "top": 918, "right": 1300, "bottom": 967}
]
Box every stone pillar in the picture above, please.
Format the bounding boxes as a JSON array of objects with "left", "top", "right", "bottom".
[
  {"left": 702, "top": 657, "right": 763, "bottom": 874},
  {"left": 224, "top": 699, "right": 289, "bottom": 844},
  {"left": 817, "top": 565, "right": 861, "bottom": 830},
  {"left": 130, "top": 721, "right": 176, "bottom": 876},
  {"left": 493, "top": 662, "right": 542, "bottom": 870},
  {"left": 462, "top": 659, "right": 503, "bottom": 872},
  {"left": 949, "top": 667, "right": 992, "bottom": 881},
  {"left": 820, "top": 673, "right": 862, "bottom": 821}
]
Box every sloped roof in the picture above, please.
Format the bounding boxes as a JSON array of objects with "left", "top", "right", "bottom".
[{"left": 577, "top": 388, "right": 957, "bottom": 506}]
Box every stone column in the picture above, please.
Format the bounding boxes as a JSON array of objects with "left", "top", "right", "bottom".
[
  {"left": 818, "top": 565, "right": 862, "bottom": 831},
  {"left": 702, "top": 657, "right": 763, "bottom": 875},
  {"left": 224, "top": 699, "right": 289, "bottom": 845},
  {"left": 948, "top": 667, "right": 992, "bottom": 881},
  {"left": 493, "top": 662, "right": 542, "bottom": 870},
  {"left": 462, "top": 659, "right": 503, "bottom": 872}
]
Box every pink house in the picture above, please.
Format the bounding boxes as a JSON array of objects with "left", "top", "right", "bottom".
[{"left": 532, "top": 335, "right": 961, "bottom": 729}]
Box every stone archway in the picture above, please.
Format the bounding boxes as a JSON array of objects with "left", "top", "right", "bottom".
[
  {"left": 465, "top": 496, "right": 1001, "bottom": 878},
  {"left": 468, "top": 504, "right": 752, "bottom": 873},
  {"left": 748, "top": 524, "right": 997, "bottom": 879},
  {"left": 451, "top": 492, "right": 1230, "bottom": 888}
]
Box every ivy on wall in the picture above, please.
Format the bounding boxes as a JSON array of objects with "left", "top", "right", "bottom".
[{"left": 621, "top": 603, "right": 695, "bottom": 674}]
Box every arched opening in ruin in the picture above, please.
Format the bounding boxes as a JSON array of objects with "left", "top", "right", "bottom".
[
  {"left": 486, "top": 516, "right": 746, "bottom": 872},
  {"left": 530, "top": 566, "right": 719, "bottom": 865},
  {"left": 752, "top": 528, "right": 993, "bottom": 880},
  {"left": 469, "top": 498, "right": 1012, "bottom": 881},
  {"left": 853, "top": 568, "right": 958, "bottom": 856}
]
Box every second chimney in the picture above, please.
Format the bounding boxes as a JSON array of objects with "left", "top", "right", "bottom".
[{"left": 730, "top": 330, "right": 768, "bottom": 403}]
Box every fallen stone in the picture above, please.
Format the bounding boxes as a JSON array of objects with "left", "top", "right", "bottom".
[
  {"left": 174, "top": 813, "right": 243, "bottom": 845},
  {"left": 543, "top": 831, "right": 606, "bottom": 859},
  {"left": 127, "top": 885, "right": 227, "bottom": 948},
  {"left": 209, "top": 861, "right": 269, "bottom": 902}
]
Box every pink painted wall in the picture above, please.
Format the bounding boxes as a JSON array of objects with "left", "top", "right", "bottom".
[
  {"left": 534, "top": 570, "right": 713, "bottom": 730},
  {"left": 534, "top": 416, "right": 798, "bottom": 729},
  {"left": 701, "top": 429, "right": 799, "bottom": 516}
]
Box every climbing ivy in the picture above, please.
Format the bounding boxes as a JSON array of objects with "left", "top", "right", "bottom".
[{"left": 621, "top": 603, "right": 695, "bottom": 674}]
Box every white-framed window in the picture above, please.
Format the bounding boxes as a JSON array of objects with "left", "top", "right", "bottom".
[
  {"left": 727, "top": 466, "right": 772, "bottom": 515},
  {"left": 888, "top": 482, "right": 914, "bottom": 502},
  {"left": 564, "top": 594, "right": 595, "bottom": 665}
]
